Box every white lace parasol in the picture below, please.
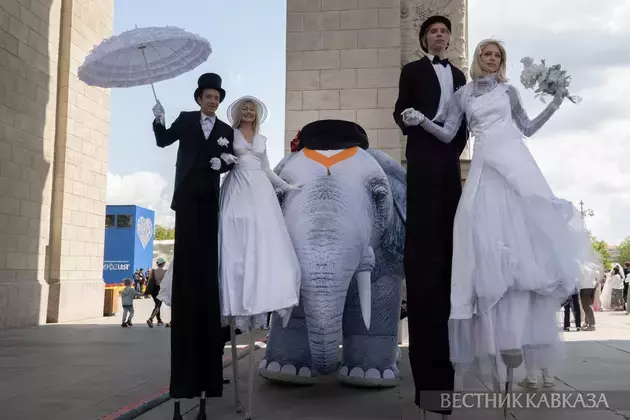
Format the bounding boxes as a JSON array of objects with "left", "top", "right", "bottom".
[{"left": 78, "top": 26, "right": 211, "bottom": 100}]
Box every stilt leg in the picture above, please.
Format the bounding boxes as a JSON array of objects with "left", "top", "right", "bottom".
[
  {"left": 490, "top": 357, "right": 501, "bottom": 393},
  {"left": 173, "top": 399, "right": 183, "bottom": 420},
  {"left": 197, "top": 392, "right": 206, "bottom": 420},
  {"left": 421, "top": 409, "right": 427, "bottom": 420},
  {"left": 245, "top": 318, "right": 256, "bottom": 420},
  {"left": 499, "top": 350, "right": 521, "bottom": 420},
  {"left": 504, "top": 367, "right": 514, "bottom": 420},
  {"left": 229, "top": 317, "right": 243, "bottom": 413}
]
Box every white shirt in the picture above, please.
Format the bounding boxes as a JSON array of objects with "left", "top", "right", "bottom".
[
  {"left": 579, "top": 265, "right": 600, "bottom": 289},
  {"left": 426, "top": 54, "right": 454, "bottom": 123},
  {"left": 200, "top": 113, "right": 216, "bottom": 139}
]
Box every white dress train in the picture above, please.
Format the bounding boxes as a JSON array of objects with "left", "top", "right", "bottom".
[
  {"left": 218, "top": 129, "right": 301, "bottom": 332},
  {"left": 418, "top": 75, "right": 600, "bottom": 381}
]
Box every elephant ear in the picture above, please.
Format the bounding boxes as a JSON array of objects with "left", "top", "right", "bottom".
[
  {"left": 366, "top": 149, "right": 406, "bottom": 261},
  {"left": 273, "top": 152, "right": 297, "bottom": 175}
]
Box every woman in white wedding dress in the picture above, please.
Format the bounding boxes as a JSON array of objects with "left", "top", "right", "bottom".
[
  {"left": 600, "top": 263, "right": 625, "bottom": 311},
  {"left": 401, "top": 39, "right": 599, "bottom": 390},
  {"left": 219, "top": 96, "right": 301, "bottom": 333}
]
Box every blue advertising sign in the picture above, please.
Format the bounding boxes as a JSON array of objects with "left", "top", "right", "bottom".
[{"left": 103, "top": 205, "right": 155, "bottom": 285}]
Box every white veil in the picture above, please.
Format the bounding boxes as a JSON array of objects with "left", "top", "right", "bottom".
[{"left": 609, "top": 262, "right": 625, "bottom": 280}]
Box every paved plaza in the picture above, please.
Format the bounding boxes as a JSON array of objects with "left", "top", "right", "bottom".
[{"left": 0, "top": 300, "right": 629, "bottom": 420}]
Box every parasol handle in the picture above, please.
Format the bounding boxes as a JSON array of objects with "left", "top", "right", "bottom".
[{"left": 139, "top": 45, "right": 158, "bottom": 103}]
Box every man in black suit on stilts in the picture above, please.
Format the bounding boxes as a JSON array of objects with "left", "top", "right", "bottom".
[
  {"left": 152, "top": 73, "right": 237, "bottom": 420},
  {"left": 393, "top": 15, "right": 469, "bottom": 418}
]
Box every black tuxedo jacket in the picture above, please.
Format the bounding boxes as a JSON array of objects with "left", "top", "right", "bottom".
[
  {"left": 393, "top": 56, "right": 468, "bottom": 162},
  {"left": 152, "top": 111, "right": 235, "bottom": 211}
]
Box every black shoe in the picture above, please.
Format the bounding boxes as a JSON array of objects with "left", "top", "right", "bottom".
[
  {"left": 121, "top": 323, "right": 128, "bottom": 328},
  {"left": 173, "top": 401, "right": 183, "bottom": 420},
  {"left": 197, "top": 398, "right": 206, "bottom": 420},
  {"left": 127, "top": 321, "right": 133, "bottom": 327},
  {"left": 147, "top": 320, "right": 153, "bottom": 328}
]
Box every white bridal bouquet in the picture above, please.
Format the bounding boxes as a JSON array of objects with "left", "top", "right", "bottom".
[{"left": 520, "top": 57, "right": 582, "bottom": 104}]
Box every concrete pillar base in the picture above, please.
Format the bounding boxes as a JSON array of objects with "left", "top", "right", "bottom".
[
  {"left": 0, "top": 281, "right": 48, "bottom": 329},
  {"left": 47, "top": 280, "right": 104, "bottom": 323}
]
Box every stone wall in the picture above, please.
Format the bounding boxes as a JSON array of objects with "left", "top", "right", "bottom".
[
  {"left": 47, "top": 0, "right": 113, "bottom": 323},
  {"left": 284, "top": 0, "right": 404, "bottom": 162},
  {"left": 0, "top": 0, "right": 60, "bottom": 328},
  {"left": 0, "top": 0, "right": 113, "bottom": 328}
]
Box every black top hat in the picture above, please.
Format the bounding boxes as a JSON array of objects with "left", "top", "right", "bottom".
[
  {"left": 298, "top": 120, "right": 369, "bottom": 151},
  {"left": 419, "top": 15, "right": 452, "bottom": 53},
  {"left": 194, "top": 73, "right": 226, "bottom": 104}
]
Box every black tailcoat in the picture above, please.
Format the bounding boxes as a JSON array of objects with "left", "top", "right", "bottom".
[
  {"left": 393, "top": 56, "right": 468, "bottom": 415},
  {"left": 153, "top": 111, "right": 234, "bottom": 399}
]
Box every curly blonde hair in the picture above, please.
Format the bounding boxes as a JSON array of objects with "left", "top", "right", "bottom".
[{"left": 470, "top": 39, "right": 508, "bottom": 83}]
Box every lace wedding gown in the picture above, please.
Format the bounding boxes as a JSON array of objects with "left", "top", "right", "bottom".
[
  {"left": 218, "top": 129, "right": 301, "bottom": 332},
  {"left": 418, "top": 75, "right": 599, "bottom": 380}
]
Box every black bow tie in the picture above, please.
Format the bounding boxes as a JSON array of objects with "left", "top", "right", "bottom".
[{"left": 432, "top": 56, "right": 449, "bottom": 67}]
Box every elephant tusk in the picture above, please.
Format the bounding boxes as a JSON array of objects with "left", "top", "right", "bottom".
[
  {"left": 281, "top": 306, "right": 293, "bottom": 328},
  {"left": 356, "top": 271, "right": 371, "bottom": 330}
]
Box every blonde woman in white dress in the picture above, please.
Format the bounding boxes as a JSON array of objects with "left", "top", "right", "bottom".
[
  {"left": 218, "top": 96, "right": 301, "bottom": 332},
  {"left": 217, "top": 96, "right": 302, "bottom": 419},
  {"left": 400, "top": 39, "right": 600, "bottom": 394}
]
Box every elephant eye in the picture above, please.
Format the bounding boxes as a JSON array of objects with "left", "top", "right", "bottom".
[{"left": 373, "top": 185, "right": 388, "bottom": 203}]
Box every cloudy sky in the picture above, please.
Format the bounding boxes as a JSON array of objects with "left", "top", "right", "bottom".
[{"left": 107, "top": 0, "right": 630, "bottom": 244}]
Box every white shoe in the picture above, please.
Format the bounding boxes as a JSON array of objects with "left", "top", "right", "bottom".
[
  {"left": 542, "top": 371, "right": 555, "bottom": 387},
  {"left": 518, "top": 377, "right": 539, "bottom": 389}
]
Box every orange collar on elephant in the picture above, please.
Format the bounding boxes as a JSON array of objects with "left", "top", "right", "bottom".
[{"left": 302, "top": 147, "right": 359, "bottom": 173}]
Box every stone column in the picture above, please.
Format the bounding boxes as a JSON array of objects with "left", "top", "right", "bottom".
[
  {"left": 399, "top": 0, "right": 470, "bottom": 160},
  {"left": 0, "top": 0, "right": 62, "bottom": 328},
  {"left": 285, "top": 0, "right": 404, "bottom": 162},
  {"left": 46, "top": 0, "right": 114, "bottom": 323}
]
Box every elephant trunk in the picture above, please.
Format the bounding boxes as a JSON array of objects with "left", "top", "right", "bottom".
[
  {"left": 302, "top": 280, "right": 345, "bottom": 373},
  {"left": 301, "top": 251, "right": 352, "bottom": 374},
  {"left": 301, "top": 247, "right": 374, "bottom": 375}
]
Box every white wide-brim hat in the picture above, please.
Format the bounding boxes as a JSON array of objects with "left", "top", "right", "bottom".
[{"left": 226, "top": 95, "right": 268, "bottom": 125}]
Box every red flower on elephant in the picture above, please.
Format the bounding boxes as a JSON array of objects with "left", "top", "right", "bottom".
[{"left": 290, "top": 130, "right": 301, "bottom": 152}]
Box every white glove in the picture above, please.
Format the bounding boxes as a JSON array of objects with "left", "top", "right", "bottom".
[
  {"left": 283, "top": 184, "right": 301, "bottom": 192},
  {"left": 152, "top": 100, "right": 165, "bottom": 125},
  {"left": 220, "top": 153, "right": 238, "bottom": 165},
  {"left": 552, "top": 90, "right": 565, "bottom": 107},
  {"left": 401, "top": 108, "right": 424, "bottom": 126},
  {"left": 209, "top": 157, "right": 221, "bottom": 171}
]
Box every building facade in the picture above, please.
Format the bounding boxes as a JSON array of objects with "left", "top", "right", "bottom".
[
  {"left": 284, "top": 0, "right": 470, "bottom": 163},
  {"left": 0, "top": 0, "right": 114, "bottom": 328}
]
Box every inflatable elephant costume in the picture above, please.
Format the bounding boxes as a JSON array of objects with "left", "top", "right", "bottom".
[{"left": 259, "top": 120, "right": 407, "bottom": 387}]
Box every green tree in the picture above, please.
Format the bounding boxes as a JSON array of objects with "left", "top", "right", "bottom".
[
  {"left": 590, "top": 233, "right": 612, "bottom": 270},
  {"left": 615, "top": 236, "right": 630, "bottom": 266},
  {"left": 155, "top": 225, "right": 175, "bottom": 240}
]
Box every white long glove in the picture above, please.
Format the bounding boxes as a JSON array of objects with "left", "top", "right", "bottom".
[
  {"left": 283, "top": 184, "right": 301, "bottom": 191},
  {"left": 552, "top": 90, "right": 565, "bottom": 107},
  {"left": 220, "top": 153, "right": 238, "bottom": 165},
  {"left": 275, "top": 184, "right": 301, "bottom": 195},
  {"left": 152, "top": 100, "right": 165, "bottom": 126},
  {"left": 209, "top": 157, "right": 221, "bottom": 171},
  {"left": 401, "top": 107, "right": 425, "bottom": 126}
]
